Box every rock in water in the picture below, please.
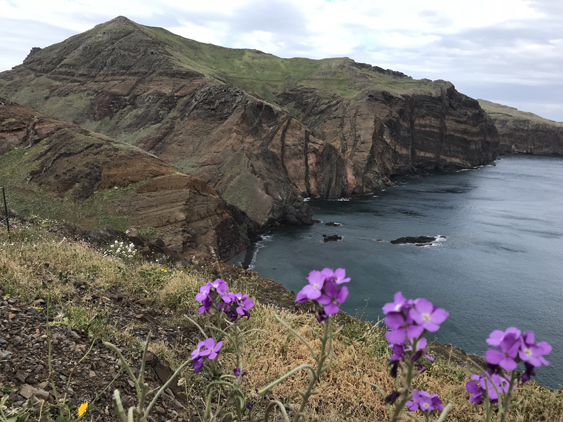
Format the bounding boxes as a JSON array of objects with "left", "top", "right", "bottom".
[
  {"left": 390, "top": 236, "right": 437, "bottom": 245},
  {"left": 323, "top": 234, "right": 343, "bottom": 242}
]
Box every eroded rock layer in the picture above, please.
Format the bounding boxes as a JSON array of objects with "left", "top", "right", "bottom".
[{"left": 0, "top": 99, "right": 257, "bottom": 260}]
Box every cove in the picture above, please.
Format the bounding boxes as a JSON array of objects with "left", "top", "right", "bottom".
[{"left": 246, "top": 155, "right": 563, "bottom": 389}]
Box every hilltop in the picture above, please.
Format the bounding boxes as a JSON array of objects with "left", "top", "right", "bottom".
[
  {"left": 479, "top": 100, "right": 563, "bottom": 155},
  {"left": 0, "top": 16, "right": 498, "bottom": 229}
]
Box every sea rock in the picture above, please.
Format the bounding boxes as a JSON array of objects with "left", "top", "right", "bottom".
[
  {"left": 323, "top": 234, "right": 342, "bottom": 242},
  {"left": 390, "top": 236, "right": 437, "bottom": 245},
  {"left": 325, "top": 222, "right": 341, "bottom": 226}
]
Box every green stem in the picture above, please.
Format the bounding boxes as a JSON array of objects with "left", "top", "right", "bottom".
[
  {"left": 145, "top": 360, "right": 192, "bottom": 417},
  {"left": 263, "top": 400, "right": 291, "bottom": 422},
  {"left": 293, "top": 317, "right": 332, "bottom": 422},
  {"left": 258, "top": 364, "right": 316, "bottom": 395},
  {"left": 435, "top": 404, "right": 452, "bottom": 422},
  {"left": 498, "top": 370, "right": 517, "bottom": 422},
  {"left": 390, "top": 360, "right": 414, "bottom": 422}
]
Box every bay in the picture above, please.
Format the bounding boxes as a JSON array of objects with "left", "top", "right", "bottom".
[{"left": 245, "top": 155, "right": 563, "bottom": 389}]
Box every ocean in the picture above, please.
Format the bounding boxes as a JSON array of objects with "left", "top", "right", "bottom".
[{"left": 239, "top": 155, "right": 563, "bottom": 389}]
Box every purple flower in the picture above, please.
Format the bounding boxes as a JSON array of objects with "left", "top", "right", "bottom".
[
  {"left": 384, "top": 312, "right": 424, "bottom": 344},
  {"left": 382, "top": 292, "right": 409, "bottom": 315},
  {"left": 385, "top": 391, "right": 400, "bottom": 404},
  {"left": 321, "top": 268, "right": 350, "bottom": 284},
  {"left": 519, "top": 331, "right": 551, "bottom": 368},
  {"left": 486, "top": 327, "right": 521, "bottom": 347},
  {"left": 211, "top": 279, "right": 228, "bottom": 295},
  {"left": 234, "top": 367, "right": 247, "bottom": 377},
  {"left": 198, "top": 296, "right": 213, "bottom": 314},
  {"left": 317, "top": 280, "right": 348, "bottom": 315},
  {"left": 191, "top": 337, "right": 223, "bottom": 367},
  {"left": 314, "top": 308, "right": 329, "bottom": 323},
  {"left": 405, "top": 391, "right": 443, "bottom": 412},
  {"left": 408, "top": 299, "right": 449, "bottom": 332},
  {"left": 195, "top": 282, "right": 213, "bottom": 302},
  {"left": 297, "top": 270, "right": 325, "bottom": 301},
  {"left": 246, "top": 402, "right": 253, "bottom": 411},
  {"left": 193, "top": 357, "right": 204, "bottom": 373},
  {"left": 466, "top": 373, "right": 512, "bottom": 404},
  {"left": 521, "top": 362, "right": 536, "bottom": 383},
  {"left": 485, "top": 332, "right": 521, "bottom": 371},
  {"left": 235, "top": 294, "right": 255, "bottom": 316}
]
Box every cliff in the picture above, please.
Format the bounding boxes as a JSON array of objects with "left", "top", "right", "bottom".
[
  {"left": 479, "top": 100, "right": 563, "bottom": 156},
  {"left": 0, "top": 99, "right": 257, "bottom": 260},
  {"left": 0, "top": 16, "right": 499, "bottom": 227}
]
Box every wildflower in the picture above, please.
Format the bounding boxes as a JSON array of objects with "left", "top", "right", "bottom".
[
  {"left": 211, "top": 279, "right": 228, "bottom": 295},
  {"left": 519, "top": 331, "right": 551, "bottom": 368},
  {"left": 466, "top": 373, "right": 512, "bottom": 404},
  {"left": 78, "top": 402, "right": 88, "bottom": 417},
  {"left": 384, "top": 312, "right": 424, "bottom": 344},
  {"left": 408, "top": 298, "right": 449, "bottom": 332},
  {"left": 246, "top": 402, "right": 253, "bottom": 411},
  {"left": 485, "top": 332, "right": 522, "bottom": 371},
  {"left": 234, "top": 367, "right": 247, "bottom": 377},
  {"left": 295, "top": 268, "right": 350, "bottom": 319},
  {"left": 300, "top": 270, "right": 325, "bottom": 300},
  {"left": 382, "top": 292, "right": 409, "bottom": 314},
  {"left": 321, "top": 268, "right": 350, "bottom": 284},
  {"left": 191, "top": 338, "right": 223, "bottom": 371},
  {"left": 317, "top": 279, "right": 348, "bottom": 315},
  {"left": 406, "top": 391, "right": 444, "bottom": 412}
]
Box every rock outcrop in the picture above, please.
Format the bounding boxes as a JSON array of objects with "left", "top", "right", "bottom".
[
  {"left": 0, "top": 16, "right": 499, "bottom": 229},
  {"left": 0, "top": 99, "right": 257, "bottom": 260},
  {"left": 479, "top": 100, "right": 563, "bottom": 156}
]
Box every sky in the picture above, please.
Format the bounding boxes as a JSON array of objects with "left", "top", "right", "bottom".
[{"left": 1, "top": 0, "right": 562, "bottom": 122}]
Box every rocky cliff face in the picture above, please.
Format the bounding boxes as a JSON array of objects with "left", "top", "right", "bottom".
[
  {"left": 0, "top": 99, "right": 257, "bottom": 260},
  {"left": 0, "top": 16, "right": 499, "bottom": 228},
  {"left": 479, "top": 100, "right": 563, "bottom": 156}
]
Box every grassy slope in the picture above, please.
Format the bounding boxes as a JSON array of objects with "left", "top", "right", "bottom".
[
  {"left": 138, "top": 23, "right": 446, "bottom": 102},
  {"left": 0, "top": 221, "right": 561, "bottom": 421},
  {"left": 0, "top": 138, "right": 147, "bottom": 232},
  {"left": 478, "top": 99, "right": 563, "bottom": 127}
]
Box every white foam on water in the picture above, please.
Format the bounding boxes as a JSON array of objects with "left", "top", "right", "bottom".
[{"left": 247, "top": 235, "right": 274, "bottom": 270}]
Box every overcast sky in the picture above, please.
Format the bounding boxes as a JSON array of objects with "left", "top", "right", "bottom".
[{"left": 1, "top": 0, "right": 561, "bottom": 121}]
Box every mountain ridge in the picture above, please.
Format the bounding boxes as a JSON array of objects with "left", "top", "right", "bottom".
[{"left": 0, "top": 16, "right": 500, "bottom": 230}]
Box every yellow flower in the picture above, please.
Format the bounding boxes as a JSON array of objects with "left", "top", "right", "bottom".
[
  {"left": 164, "top": 270, "right": 167, "bottom": 272},
  {"left": 78, "top": 402, "right": 88, "bottom": 417}
]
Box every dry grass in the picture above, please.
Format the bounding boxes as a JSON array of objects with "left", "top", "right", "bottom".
[{"left": 0, "top": 222, "right": 561, "bottom": 421}]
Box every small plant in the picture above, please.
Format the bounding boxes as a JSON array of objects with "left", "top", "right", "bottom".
[
  {"left": 465, "top": 327, "right": 551, "bottom": 422},
  {"left": 138, "top": 227, "right": 156, "bottom": 237},
  {"left": 366, "top": 292, "right": 452, "bottom": 422},
  {"left": 103, "top": 240, "right": 139, "bottom": 263}
]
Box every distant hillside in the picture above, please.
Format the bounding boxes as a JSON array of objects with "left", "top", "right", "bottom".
[
  {"left": 0, "top": 99, "right": 256, "bottom": 260},
  {"left": 479, "top": 100, "right": 563, "bottom": 155},
  {"left": 0, "top": 16, "right": 498, "bottom": 228}
]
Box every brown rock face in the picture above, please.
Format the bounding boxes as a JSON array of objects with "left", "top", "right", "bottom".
[
  {"left": 0, "top": 99, "right": 257, "bottom": 260},
  {"left": 479, "top": 100, "right": 563, "bottom": 156},
  {"left": 0, "top": 16, "right": 499, "bottom": 228}
]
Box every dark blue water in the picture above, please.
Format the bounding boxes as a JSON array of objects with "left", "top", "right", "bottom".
[{"left": 248, "top": 156, "right": 563, "bottom": 389}]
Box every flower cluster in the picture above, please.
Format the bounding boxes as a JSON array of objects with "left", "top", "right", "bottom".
[
  {"left": 104, "top": 240, "right": 138, "bottom": 261},
  {"left": 195, "top": 279, "right": 255, "bottom": 322},
  {"left": 295, "top": 268, "right": 350, "bottom": 321},
  {"left": 191, "top": 338, "right": 223, "bottom": 372},
  {"left": 383, "top": 292, "right": 449, "bottom": 345},
  {"left": 466, "top": 327, "right": 551, "bottom": 406},
  {"left": 485, "top": 327, "right": 551, "bottom": 377},
  {"left": 405, "top": 390, "right": 444, "bottom": 412},
  {"left": 466, "top": 373, "right": 513, "bottom": 404}
]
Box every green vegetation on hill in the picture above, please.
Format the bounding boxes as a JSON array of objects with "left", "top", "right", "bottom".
[
  {"left": 138, "top": 23, "right": 447, "bottom": 101},
  {"left": 478, "top": 99, "right": 563, "bottom": 127}
]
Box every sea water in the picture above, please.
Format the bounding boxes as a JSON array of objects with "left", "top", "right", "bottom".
[{"left": 246, "top": 155, "right": 563, "bottom": 389}]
